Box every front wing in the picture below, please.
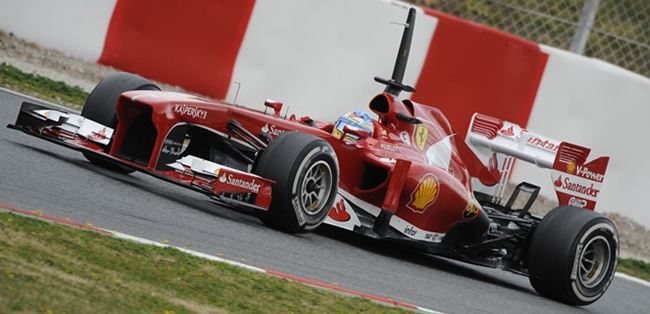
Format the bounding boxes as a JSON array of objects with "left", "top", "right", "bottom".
[{"left": 7, "top": 102, "right": 274, "bottom": 212}]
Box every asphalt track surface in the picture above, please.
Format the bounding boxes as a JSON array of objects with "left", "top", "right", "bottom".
[{"left": 1, "top": 89, "right": 649, "bottom": 313}]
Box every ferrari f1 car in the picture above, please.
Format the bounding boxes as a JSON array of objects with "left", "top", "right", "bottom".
[{"left": 7, "top": 7, "right": 617, "bottom": 306}]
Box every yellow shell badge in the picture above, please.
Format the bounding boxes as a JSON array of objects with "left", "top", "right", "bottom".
[
  {"left": 414, "top": 125, "right": 428, "bottom": 151},
  {"left": 462, "top": 197, "right": 480, "bottom": 220},
  {"left": 407, "top": 174, "right": 439, "bottom": 214},
  {"left": 567, "top": 160, "right": 576, "bottom": 173}
]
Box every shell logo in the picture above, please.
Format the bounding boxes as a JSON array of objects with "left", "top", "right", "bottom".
[
  {"left": 407, "top": 174, "right": 439, "bottom": 214},
  {"left": 462, "top": 199, "right": 480, "bottom": 220},
  {"left": 567, "top": 160, "right": 576, "bottom": 173}
]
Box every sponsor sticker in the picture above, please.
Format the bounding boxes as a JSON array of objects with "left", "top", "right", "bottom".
[
  {"left": 554, "top": 175, "right": 601, "bottom": 200},
  {"left": 406, "top": 174, "right": 439, "bottom": 214},
  {"left": 328, "top": 198, "right": 350, "bottom": 222},
  {"left": 389, "top": 216, "right": 444, "bottom": 243},
  {"left": 403, "top": 225, "right": 417, "bottom": 236},
  {"left": 323, "top": 194, "right": 361, "bottom": 231},
  {"left": 424, "top": 233, "right": 443, "bottom": 242},
  {"left": 500, "top": 126, "right": 515, "bottom": 136},
  {"left": 567, "top": 160, "right": 577, "bottom": 173},
  {"left": 462, "top": 198, "right": 480, "bottom": 220},
  {"left": 173, "top": 104, "right": 207, "bottom": 120},
  {"left": 88, "top": 127, "right": 109, "bottom": 142},
  {"left": 499, "top": 125, "right": 560, "bottom": 151},
  {"left": 569, "top": 197, "right": 588, "bottom": 208},
  {"left": 161, "top": 139, "right": 183, "bottom": 157},
  {"left": 225, "top": 174, "right": 261, "bottom": 192},
  {"left": 261, "top": 123, "right": 286, "bottom": 137},
  {"left": 400, "top": 131, "right": 411, "bottom": 145},
  {"left": 379, "top": 143, "right": 399, "bottom": 152},
  {"left": 525, "top": 136, "right": 559, "bottom": 151},
  {"left": 414, "top": 125, "right": 428, "bottom": 151},
  {"left": 574, "top": 165, "right": 605, "bottom": 182}
]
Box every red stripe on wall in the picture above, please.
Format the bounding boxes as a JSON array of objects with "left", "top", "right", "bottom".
[
  {"left": 413, "top": 8, "right": 549, "bottom": 138},
  {"left": 99, "top": 0, "right": 256, "bottom": 100}
]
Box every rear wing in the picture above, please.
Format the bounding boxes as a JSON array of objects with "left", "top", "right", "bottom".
[{"left": 465, "top": 113, "right": 609, "bottom": 210}]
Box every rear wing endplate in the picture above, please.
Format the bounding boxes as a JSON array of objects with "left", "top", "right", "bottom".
[{"left": 465, "top": 113, "right": 609, "bottom": 210}]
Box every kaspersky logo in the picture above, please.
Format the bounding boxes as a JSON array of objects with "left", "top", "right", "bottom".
[{"left": 407, "top": 174, "right": 439, "bottom": 214}]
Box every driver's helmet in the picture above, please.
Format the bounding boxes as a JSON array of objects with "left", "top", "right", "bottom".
[{"left": 333, "top": 110, "right": 374, "bottom": 140}]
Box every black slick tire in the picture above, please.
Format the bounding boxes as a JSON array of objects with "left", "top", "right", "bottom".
[
  {"left": 527, "top": 205, "right": 619, "bottom": 306},
  {"left": 81, "top": 72, "right": 160, "bottom": 173},
  {"left": 254, "top": 132, "right": 339, "bottom": 233}
]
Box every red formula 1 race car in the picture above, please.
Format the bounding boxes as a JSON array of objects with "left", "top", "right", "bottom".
[{"left": 7, "top": 7, "right": 617, "bottom": 306}]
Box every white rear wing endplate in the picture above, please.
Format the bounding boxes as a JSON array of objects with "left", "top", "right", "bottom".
[{"left": 465, "top": 113, "right": 609, "bottom": 210}]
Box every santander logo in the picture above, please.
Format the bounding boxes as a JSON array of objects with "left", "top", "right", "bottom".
[
  {"left": 89, "top": 127, "right": 108, "bottom": 141},
  {"left": 261, "top": 123, "right": 285, "bottom": 137},
  {"left": 554, "top": 175, "right": 600, "bottom": 197},
  {"left": 500, "top": 126, "right": 515, "bottom": 136},
  {"left": 328, "top": 198, "right": 350, "bottom": 222}
]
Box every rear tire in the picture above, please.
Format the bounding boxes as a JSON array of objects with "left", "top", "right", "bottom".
[
  {"left": 254, "top": 132, "right": 339, "bottom": 233},
  {"left": 81, "top": 72, "right": 160, "bottom": 173},
  {"left": 527, "top": 206, "right": 619, "bottom": 306}
]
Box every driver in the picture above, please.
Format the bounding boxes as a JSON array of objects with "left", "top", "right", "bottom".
[{"left": 332, "top": 110, "right": 374, "bottom": 140}]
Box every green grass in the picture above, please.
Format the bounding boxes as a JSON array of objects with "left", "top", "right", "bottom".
[
  {"left": 0, "top": 62, "right": 88, "bottom": 110},
  {"left": 0, "top": 211, "right": 412, "bottom": 314},
  {"left": 618, "top": 258, "right": 650, "bottom": 282}
]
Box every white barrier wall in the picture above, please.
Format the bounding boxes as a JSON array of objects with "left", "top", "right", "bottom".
[
  {"left": 227, "top": 0, "right": 437, "bottom": 121},
  {"left": 0, "top": 0, "right": 116, "bottom": 61},
  {"left": 512, "top": 44, "right": 650, "bottom": 227}
]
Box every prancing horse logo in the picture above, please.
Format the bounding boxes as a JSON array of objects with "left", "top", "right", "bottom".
[{"left": 414, "top": 125, "right": 428, "bottom": 151}]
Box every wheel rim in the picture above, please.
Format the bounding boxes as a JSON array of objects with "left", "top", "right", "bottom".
[
  {"left": 300, "top": 160, "right": 333, "bottom": 216},
  {"left": 578, "top": 235, "right": 611, "bottom": 288}
]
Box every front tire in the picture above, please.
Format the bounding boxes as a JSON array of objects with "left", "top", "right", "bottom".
[
  {"left": 81, "top": 72, "right": 160, "bottom": 173},
  {"left": 254, "top": 132, "right": 339, "bottom": 233},
  {"left": 527, "top": 206, "right": 619, "bottom": 306}
]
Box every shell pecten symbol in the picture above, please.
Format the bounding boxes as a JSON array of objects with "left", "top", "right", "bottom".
[
  {"left": 408, "top": 175, "right": 439, "bottom": 213},
  {"left": 567, "top": 160, "right": 576, "bottom": 173}
]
